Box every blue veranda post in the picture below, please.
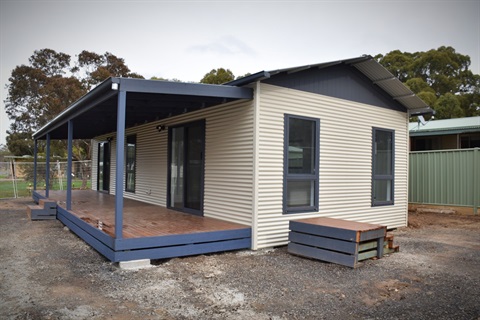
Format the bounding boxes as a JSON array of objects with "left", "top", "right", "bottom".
[
  {"left": 45, "top": 134, "right": 50, "bottom": 198},
  {"left": 115, "top": 89, "right": 126, "bottom": 239},
  {"left": 66, "top": 120, "right": 73, "bottom": 211}
]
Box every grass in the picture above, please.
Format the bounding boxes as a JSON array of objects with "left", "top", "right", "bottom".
[{"left": 0, "top": 179, "right": 92, "bottom": 199}]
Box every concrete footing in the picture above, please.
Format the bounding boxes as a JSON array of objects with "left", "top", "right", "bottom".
[{"left": 118, "top": 259, "right": 152, "bottom": 270}]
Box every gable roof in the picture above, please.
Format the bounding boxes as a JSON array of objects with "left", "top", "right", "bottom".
[
  {"left": 228, "top": 55, "right": 433, "bottom": 116},
  {"left": 34, "top": 55, "right": 432, "bottom": 141},
  {"left": 409, "top": 116, "right": 480, "bottom": 136}
]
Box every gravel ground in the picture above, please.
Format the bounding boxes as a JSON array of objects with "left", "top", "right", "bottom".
[{"left": 1, "top": 198, "right": 480, "bottom": 319}]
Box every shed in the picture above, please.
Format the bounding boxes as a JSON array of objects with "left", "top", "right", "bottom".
[
  {"left": 409, "top": 116, "right": 480, "bottom": 151},
  {"left": 30, "top": 55, "right": 432, "bottom": 261}
]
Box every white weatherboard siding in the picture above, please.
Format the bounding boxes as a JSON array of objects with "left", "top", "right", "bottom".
[
  {"left": 90, "top": 99, "right": 254, "bottom": 226},
  {"left": 255, "top": 83, "right": 409, "bottom": 248}
]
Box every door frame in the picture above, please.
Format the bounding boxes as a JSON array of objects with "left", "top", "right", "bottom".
[
  {"left": 97, "top": 140, "right": 111, "bottom": 193},
  {"left": 167, "top": 120, "right": 206, "bottom": 216}
]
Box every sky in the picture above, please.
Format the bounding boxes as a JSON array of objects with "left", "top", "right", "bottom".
[{"left": 1, "top": 0, "right": 479, "bottom": 147}]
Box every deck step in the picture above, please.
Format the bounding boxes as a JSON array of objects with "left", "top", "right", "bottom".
[
  {"left": 26, "top": 199, "right": 57, "bottom": 220},
  {"left": 288, "top": 217, "right": 388, "bottom": 268},
  {"left": 39, "top": 198, "right": 57, "bottom": 210}
]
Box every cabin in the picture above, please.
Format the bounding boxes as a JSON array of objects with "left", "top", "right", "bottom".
[{"left": 30, "top": 56, "right": 432, "bottom": 263}]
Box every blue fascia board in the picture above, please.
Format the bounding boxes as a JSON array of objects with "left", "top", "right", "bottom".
[
  {"left": 225, "top": 71, "right": 271, "bottom": 87},
  {"left": 57, "top": 206, "right": 115, "bottom": 249},
  {"left": 57, "top": 211, "right": 116, "bottom": 261},
  {"left": 113, "top": 238, "right": 251, "bottom": 262},
  {"left": 117, "top": 77, "right": 253, "bottom": 99},
  {"left": 114, "top": 228, "right": 251, "bottom": 251}
]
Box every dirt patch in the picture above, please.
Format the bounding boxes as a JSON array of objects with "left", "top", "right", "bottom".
[
  {"left": 1, "top": 198, "right": 480, "bottom": 319},
  {"left": 408, "top": 210, "right": 480, "bottom": 229}
]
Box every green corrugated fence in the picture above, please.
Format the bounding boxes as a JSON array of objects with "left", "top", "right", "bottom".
[{"left": 409, "top": 148, "right": 480, "bottom": 215}]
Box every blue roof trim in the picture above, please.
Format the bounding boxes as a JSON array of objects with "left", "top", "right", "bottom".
[
  {"left": 225, "top": 71, "right": 271, "bottom": 87},
  {"left": 118, "top": 77, "right": 252, "bottom": 99}
]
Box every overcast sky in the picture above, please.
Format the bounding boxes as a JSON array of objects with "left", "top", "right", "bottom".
[{"left": 1, "top": 0, "right": 479, "bottom": 146}]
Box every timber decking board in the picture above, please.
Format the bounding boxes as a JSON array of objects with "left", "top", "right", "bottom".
[
  {"left": 295, "top": 217, "right": 385, "bottom": 232},
  {"left": 35, "top": 190, "right": 249, "bottom": 239},
  {"left": 292, "top": 217, "right": 386, "bottom": 242}
]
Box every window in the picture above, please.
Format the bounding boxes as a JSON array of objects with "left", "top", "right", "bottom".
[
  {"left": 372, "top": 128, "right": 394, "bottom": 206},
  {"left": 125, "top": 135, "right": 136, "bottom": 192},
  {"left": 283, "top": 114, "right": 319, "bottom": 213}
]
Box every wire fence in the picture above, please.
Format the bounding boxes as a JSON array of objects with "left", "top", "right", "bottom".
[{"left": 0, "top": 160, "right": 92, "bottom": 199}]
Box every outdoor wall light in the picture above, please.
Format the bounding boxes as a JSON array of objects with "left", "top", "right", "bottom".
[
  {"left": 156, "top": 125, "right": 166, "bottom": 132},
  {"left": 106, "top": 137, "right": 113, "bottom": 142}
]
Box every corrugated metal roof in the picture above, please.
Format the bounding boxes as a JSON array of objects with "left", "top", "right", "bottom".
[
  {"left": 409, "top": 116, "right": 480, "bottom": 136},
  {"left": 345, "top": 57, "right": 432, "bottom": 113},
  {"left": 227, "top": 55, "right": 433, "bottom": 115}
]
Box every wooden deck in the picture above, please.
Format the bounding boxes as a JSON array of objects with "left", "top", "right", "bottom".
[{"left": 32, "top": 190, "right": 251, "bottom": 262}]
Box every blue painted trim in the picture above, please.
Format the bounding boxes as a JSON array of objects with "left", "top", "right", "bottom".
[
  {"left": 290, "top": 221, "right": 358, "bottom": 241},
  {"left": 288, "top": 242, "right": 357, "bottom": 268},
  {"left": 289, "top": 231, "right": 357, "bottom": 254},
  {"left": 57, "top": 204, "right": 250, "bottom": 262},
  {"left": 283, "top": 114, "right": 320, "bottom": 214},
  {"left": 33, "top": 140, "right": 38, "bottom": 190},
  {"left": 117, "top": 77, "right": 252, "bottom": 99},
  {"left": 225, "top": 70, "right": 271, "bottom": 87},
  {"left": 115, "top": 228, "right": 251, "bottom": 250},
  {"left": 57, "top": 211, "right": 115, "bottom": 261},
  {"left": 359, "top": 228, "right": 386, "bottom": 242},
  {"left": 45, "top": 134, "right": 50, "bottom": 198},
  {"left": 57, "top": 206, "right": 115, "bottom": 249},
  {"left": 114, "top": 238, "right": 251, "bottom": 262},
  {"left": 371, "top": 127, "right": 395, "bottom": 207},
  {"left": 66, "top": 120, "right": 73, "bottom": 210},
  {"left": 115, "top": 90, "right": 126, "bottom": 239},
  {"left": 32, "top": 191, "right": 44, "bottom": 203}
]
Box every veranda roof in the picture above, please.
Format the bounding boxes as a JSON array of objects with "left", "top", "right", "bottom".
[{"left": 33, "top": 77, "right": 253, "bottom": 140}]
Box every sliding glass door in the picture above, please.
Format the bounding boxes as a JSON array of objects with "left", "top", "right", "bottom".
[{"left": 169, "top": 121, "right": 205, "bottom": 215}]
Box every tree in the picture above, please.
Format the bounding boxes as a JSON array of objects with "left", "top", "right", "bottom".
[
  {"left": 376, "top": 46, "right": 480, "bottom": 119},
  {"left": 434, "top": 93, "right": 464, "bottom": 119},
  {"left": 200, "top": 68, "right": 234, "bottom": 84},
  {"left": 0, "top": 144, "right": 10, "bottom": 162},
  {"left": 75, "top": 50, "right": 144, "bottom": 89},
  {"left": 5, "top": 48, "right": 144, "bottom": 158},
  {"left": 236, "top": 72, "right": 252, "bottom": 80},
  {"left": 5, "top": 49, "right": 84, "bottom": 157},
  {"left": 150, "top": 76, "right": 183, "bottom": 82},
  {"left": 72, "top": 140, "right": 92, "bottom": 189}
]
